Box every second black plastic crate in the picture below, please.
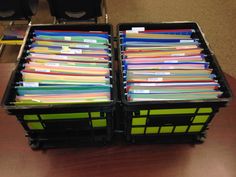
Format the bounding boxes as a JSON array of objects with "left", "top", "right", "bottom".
[{"left": 117, "top": 22, "right": 232, "bottom": 143}]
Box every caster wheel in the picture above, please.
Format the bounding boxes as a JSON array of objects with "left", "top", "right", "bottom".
[
  {"left": 196, "top": 135, "right": 205, "bottom": 144},
  {"left": 28, "top": 139, "right": 41, "bottom": 150},
  {"left": 102, "top": 137, "right": 107, "bottom": 145},
  {"left": 131, "top": 138, "right": 136, "bottom": 143},
  {"left": 126, "top": 135, "right": 131, "bottom": 142}
]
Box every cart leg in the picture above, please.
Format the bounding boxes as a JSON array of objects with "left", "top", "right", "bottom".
[
  {"left": 0, "top": 44, "right": 5, "bottom": 57},
  {"left": 103, "top": 0, "right": 109, "bottom": 23}
]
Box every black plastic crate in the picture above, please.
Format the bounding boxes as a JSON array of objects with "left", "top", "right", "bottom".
[
  {"left": 2, "top": 24, "right": 116, "bottom": 149},
  {"left": 117, "top": 22, "right": 232, "bottom": 143}
]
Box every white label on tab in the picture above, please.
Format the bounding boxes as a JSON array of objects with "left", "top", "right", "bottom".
[
  {"left": 164, "top": 60, "right": 178, "bottom": 63},
  {"left": 61, "top": 50, "right": 75, "bottom": 54},
  {"left": 46, "top": 63, "right": 60, "bottom": 67},
  {"left": 74, "top": 49, "right": 82, "bottom": 54},
  {"left": 23, "top": 82, "right": 39, "bottom": 87},
  {"left": 148, "top": 78, "right": 163, "bottom": 81},
  {"left": 133, "top": 90, "right": 150, "bottom": 94},
  {"left": 61, "top": 46, "right": 75, "bottom": 54},
  {"left": 134, "top": 83, "right": 157, "bottom": 86},
  {"left": 171, "top": 53, "right": 185, "bottom": 56},
  {"left": 84, "top": 39, "right": 97, "bottom": 43},
  {"left": 76, "top": 44, "right": 90, "bottom": 48},
  {"left": 35, "top": 69, "right": 50, "bottom": 72},
  {"left": 64, "top": 36, "right": 72, "bottom": 41},
  {"left": 155, "top": 72, "right": 171, "bottom": 75},
  {"left": 32, "top": 99, "right": 41, "bottom": 102},
  {"left": 126, "top": 30, "right": 138, "bottom": 34},
  {"left": 180, "top": 40, "right": 194, "bottom": 43},
  {"left": 59, "top": 55, "right": 68, "bottom": 59},
  {"left": 62, "top": 46, "right": 70, "bottom": 51},
  {"left": 132, "top": 27, "right": 145, "bottom": 32}
]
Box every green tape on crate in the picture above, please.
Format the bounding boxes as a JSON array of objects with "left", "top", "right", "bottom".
[
  {"left": 146, "top": 127, "right": 159, "bottom": 134},
  {"left": 27, "top": 122, "right": 44, "bottom": 130},
  {"left": 174, "top": 126, "right": 188, "bottom": 133},
  {"left": 188, "top": 125, "right": 204, "bottom": 132},
  {"left": 193, "top": 115, "right": 209, "bottom": 123},
  {"left": 198, "top": 108, "right": 213, "bottom": 113},
  {"left": 40, "top": 113, "right": 89, "bottom": 119},
  {"left": 131, "top": 127, "right": 145, "bottom": 134},
  {"left": 160, "top": 126, "right": 174, "bottom": 133},
  {"left": 92, "top": 119, "right": 106, "bottom": 127},
  {"left": 150, "top": 108, "right": 196, "bottom": 115},
  {"left": 132, "top": 118, "right": 146, "bottom": 126},
  {"left": 140, "top": 110, "right": 148, "bottom": 115},
  {"left": 24, "top": 115, "right": 38, "bottom": 120},
  {"left": 91, "top": 112, "right": 100, "bottom": 118}
]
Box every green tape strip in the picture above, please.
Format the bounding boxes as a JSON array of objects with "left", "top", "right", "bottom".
[
  {"left": 198, "top": 108, "right": 212, "bottom": 113},
  {"left": 24, "top": 115, "right": 38, "bottom": 120},
  {"left": 92, "top": 119, "right": 107, "bottom": 127},
  {"left": 27, "top": 122, "right": 44, "bottom": 130},
  {"left": 132, "top": 118, "right": 146, "bottom": 126},
  {"left": 146, "top": 127, "right": 159, "bottom": 134},
  {"left": 91, "top": 112, "right": 100, "bottom": 118},
  {"left": 174, "top": 126, "right": 188, "bottom": 133},
  {"left": 131, "top": 127, "right": 145, "bottom": 134},
  {"left": 150, "top": 108, "right": 196, "bottom": 115},
  {"left": 24, "top": 112, "right": 102, "bottom": 120},
  {"left": 160, "top": 126, "right": 174, "bottom": 133},
  {"left": 193, "top": 115, "right": 209, "bottom": 123},
  {"left": 40, "top": 113, "right": 89, "bottom": 119},
  {"left": 140, "top": 110, "right": 148, "bottom": 116},
  {"left": 188, "top": 125, "right": 204, "bottom": 132}
]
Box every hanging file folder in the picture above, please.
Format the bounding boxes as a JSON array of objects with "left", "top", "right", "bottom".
[
  {"left": 11, "top": 26, "right": 114, "bottom": 106},
  {"left": 119, "top": 25, "right": 225, "bottom": 101}
]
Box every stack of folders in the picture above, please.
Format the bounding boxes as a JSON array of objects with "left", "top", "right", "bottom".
[
  {"left": 14, "top": 29, "right": 112, "bottom": 105},
  {"left": 120, "top": 28, "right": 223, "bottom": 101}
]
